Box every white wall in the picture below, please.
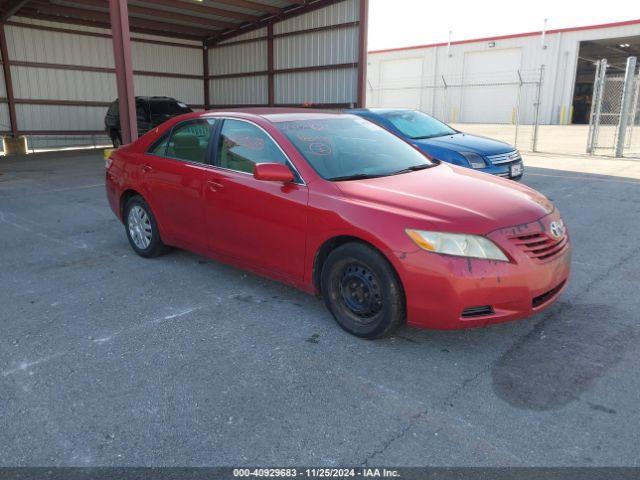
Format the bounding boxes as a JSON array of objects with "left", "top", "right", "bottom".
[
  {"left": 2, "top": 17, "right": 203, "bottom": 149},
  {"left": 208, "top": 0, "right": 361, "bottom": 107},
  {"left": 367, "top": 22, "right": 640, "bottom": 125}
]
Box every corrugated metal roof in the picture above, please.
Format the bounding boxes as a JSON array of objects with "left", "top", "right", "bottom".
[{"left": 0, "top": 0, "right": 344, "bottom": 43}]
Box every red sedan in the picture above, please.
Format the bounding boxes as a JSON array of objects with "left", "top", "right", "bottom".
[{"left": 106, "top": 109, "right": 571, "bottom": 338}]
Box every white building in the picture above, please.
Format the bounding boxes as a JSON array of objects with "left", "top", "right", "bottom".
[{"left": 366, "top": 19, "right": 640, "bottom": 125}]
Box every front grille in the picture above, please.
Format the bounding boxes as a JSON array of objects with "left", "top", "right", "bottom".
[
  {"left": 487, "top": 150, "right": 522, "bottom": 165},
  {"left": 461, "top": 305, "right": 495, "bottom": 318},
  {"left": 532, "top": 281, "right": 566, "bottom": 308},
  {"left": 509, "top": 232, "right": 568, "bottom": 262}
]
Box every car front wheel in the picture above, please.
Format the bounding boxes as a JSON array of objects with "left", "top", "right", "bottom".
[
  {"left": 124, "top": 195, "right": 167, "bottom": 258},
  {"left": 321, "top": 242, "right": 405, "bottom": 339}
]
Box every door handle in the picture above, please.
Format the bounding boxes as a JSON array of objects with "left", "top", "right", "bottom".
[
  {"left": 207, "top": 179, "right": 224, "bottom": 192},
  {"left": 141, "top": 164, "right": 153, "bottom": 174}
]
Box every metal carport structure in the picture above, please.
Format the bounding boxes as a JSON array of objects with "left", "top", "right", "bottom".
[{"left": 0, "top": 0, "right": 368, "bottom": 151}]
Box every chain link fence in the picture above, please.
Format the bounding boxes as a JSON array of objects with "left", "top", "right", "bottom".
[
  {"left": 368, "top": 59, "right": 640, "bottom": 158},
  {"left": 369, "top": 66, "right": 591, "bottom": 156},
  {"left": 587, "top": 57, "right": 639, "bottom": 158}
]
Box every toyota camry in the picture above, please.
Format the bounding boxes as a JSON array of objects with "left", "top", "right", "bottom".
[{"left": 105, "top": 109, "right": 571, "bottom": 339}]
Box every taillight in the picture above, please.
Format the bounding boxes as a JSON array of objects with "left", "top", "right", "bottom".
[{"left": 104, "top": 148, "right": 114, "bottom": 169}]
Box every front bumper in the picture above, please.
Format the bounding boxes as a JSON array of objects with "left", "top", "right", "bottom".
[
  {"left": 396, "top": 212, "right": 571, "bottom": 330},
  {"left": 479, "top": 160, "right": 524, "bottom": 180}
]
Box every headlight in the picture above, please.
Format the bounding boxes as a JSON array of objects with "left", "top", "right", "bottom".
[
  {"left": 406, "top": 229, "right": 509, "bottom": 262},
  {"left": 460, "top": 152, "right": 486, "bottom": 169}
]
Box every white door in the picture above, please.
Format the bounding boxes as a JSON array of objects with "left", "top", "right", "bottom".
[
  {"left": 460, "top": 48, "right": 522, "bottom": 123},
  {"left": 378, "top": 57, "right": 423, "bottom": 109}
]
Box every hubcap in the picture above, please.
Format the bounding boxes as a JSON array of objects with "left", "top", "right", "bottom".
[
  {"left": 339, "top": 263, "right": 383, "bottom": 320},
  {"left": 128, "top": 205, "right": 152, "bottom": 249}
]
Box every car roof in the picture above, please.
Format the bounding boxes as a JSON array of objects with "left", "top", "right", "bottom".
[
  {"left": 135, "top": 96, "right": 178, "bottom": 102},
  {"left": 201, "top": 107, "right": 356, "bottom": 123},
  {"left": 357, "top": 108, "right": 418, "bottom": 115}
]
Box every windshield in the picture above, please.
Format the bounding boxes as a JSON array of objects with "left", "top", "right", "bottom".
[
  {"left": 381, "top": 110, "right": 456, "bottom": 140},
  {"left": 275, "top": 116, "right": 434, "bottom": 181},
  {"left": 149, "top": 101, "right": 192, "bottom": 116}
]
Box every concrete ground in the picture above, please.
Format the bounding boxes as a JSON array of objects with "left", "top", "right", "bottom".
[
  {"left": 1, "top": 149, "right": 639, "bottom": 467},
  {"left": 450, "top": 123, "right": 640, "bottom": 158}
]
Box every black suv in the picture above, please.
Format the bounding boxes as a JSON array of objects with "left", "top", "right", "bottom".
[{"left": 105, "top": 96, "right": 193, "bottom": 147}]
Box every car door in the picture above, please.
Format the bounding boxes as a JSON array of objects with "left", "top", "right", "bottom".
[
  {"left": 141, "top": 118, "right": 217, "bottom": 252},
  {"left": 204, "top": 118, "right": 309, "bottom": 282}
]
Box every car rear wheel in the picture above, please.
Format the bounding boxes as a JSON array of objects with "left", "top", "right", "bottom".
[
  {"left": 321, "top": 242, "right": 405, "bottom": 339},
  {"left": 124, "top": 195, "right": 167, "bottom": 258}
]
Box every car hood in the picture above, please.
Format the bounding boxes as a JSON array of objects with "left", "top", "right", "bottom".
[
  {"left": 415, "top": 132, "right": 513, "bottom": 155},
  {"left": 335, "top": 163, "right": 553, "bottom": 234}
]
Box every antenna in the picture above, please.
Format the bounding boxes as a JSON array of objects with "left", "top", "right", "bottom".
[
  {"left": 541, "top": 18, "right": 548, "bottom": 49},
  {"left": 447, "top": 30, "right": 453, "bottom": 58}
]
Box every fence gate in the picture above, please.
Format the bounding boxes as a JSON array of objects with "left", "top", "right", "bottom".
[{"left": 587, "top": 56, "right": 639, "bottom": 157}]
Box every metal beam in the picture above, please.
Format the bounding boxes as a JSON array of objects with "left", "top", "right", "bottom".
[
  {"left": 0, "top": 0, "right": 30, "bottom": 21},
  {"left": 207, "top": 0, "right": 348, "bottom": 46},
  {"left": 29, "top": 3, "right": 218, "bottom": 38},
  {"left": 18, "top": 9, "right": 205, "bottom": 40},
  {"left": 109, "top": 0, "right": 137, "bottom": 144},
  {"left": 203, "top": 43, "right": 209, "bottom": 110},
  {"left": 357, "top": 0, "right": 368, "bottom": 108},
  {"left": 615, "top": 56, "right": 637, "bottom": 157},
  {"left": 0, "top": 23, "right": 18, "bottom": 136},
  {"left": 135, "top": 0, "right": 257, "bottom": 22},
  {"left": 53, "top": 0, "right": 236, "bottom": 29},
  {"left": 267, "top": 22, "right": 274, "bottom": 106},
  {"left": 207, "top": 0, "right": 282, "bottom": 14}
]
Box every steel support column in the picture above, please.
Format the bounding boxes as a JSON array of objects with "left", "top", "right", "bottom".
[
  {"left": 356, "top": 0, "right": 369, "bottom": 108},
  {"left": 267, "top": 22, "right": 275, "bottom": 107},
  {"left": 203, "top": 43, "right": 210, "bottom": 110},
  {"left": 109, "top": 0, "right": 137, "bottom": 144},
  {"left": 615, "top": 56, "right": 637, "bottom": 158},
  {"left": 0, "top": 24, "right": 18, "bottom": 137}
]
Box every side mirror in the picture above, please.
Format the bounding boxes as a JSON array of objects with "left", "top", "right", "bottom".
[{"left": 253, "top": 163, "right": 294, "bottom": 183}]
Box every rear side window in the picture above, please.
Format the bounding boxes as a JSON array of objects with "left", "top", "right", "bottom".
[{"left": 165, "top": 119, "right": 216, "bottom": 164}]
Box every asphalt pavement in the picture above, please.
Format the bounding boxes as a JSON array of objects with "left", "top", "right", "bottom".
[{"left": 1, "top": 150, "right": 639, "bottom": 466}]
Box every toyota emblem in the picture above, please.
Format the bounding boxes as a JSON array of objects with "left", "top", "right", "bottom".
[{"left": 549, "top": 220, "right": 564, "bottom": 240}]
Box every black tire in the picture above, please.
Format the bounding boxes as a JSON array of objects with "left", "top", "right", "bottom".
[
  {"left": 123, "top": 195, "right": 167, "bottom": 258},
  {"left": 320, "top": 242, "right": 405, "bottom": 339}
]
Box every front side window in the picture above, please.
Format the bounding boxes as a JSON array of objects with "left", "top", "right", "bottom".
[
  {"left": 163, "top": 119, "right": 216, "bottom": 164},
  {"left": 380, "top": 111, "right": 456, "bottom": 140},
  {"left": 217, "top": 119, "right": 289, "bottom": 174},
  {"left": 275, "top": 116, "right": 433, "bottom": 181}
]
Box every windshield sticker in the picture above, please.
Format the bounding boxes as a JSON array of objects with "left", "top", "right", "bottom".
[
  {"left": 309, "top": 142, "right": 332, "bottom": 156},
  {"left": 297, "top": 132, "right": 325, "bottom": 142},
  {"left": 308, "top": 122, "right": 329, "bottom": 131}
]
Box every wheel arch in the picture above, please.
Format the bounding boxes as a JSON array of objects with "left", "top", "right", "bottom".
[
  {"left": 312, "top": 235, "right": 405, "bottom": 298},
  {"left": 119, "top": 188, "right": 143, "bottom": 220}
]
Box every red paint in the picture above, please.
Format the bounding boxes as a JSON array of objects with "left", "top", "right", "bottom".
[
  {"left": 0, "top": 24, "right": 18, "bottom": 137},
  {"left": 253, "top": 163, "right": 294, "bottom": 182},
  {"left": 106, "top": 109, "right": 571, "bottom": 331},
  {"left": 369, "top": 18, "right": 640, "bottom": 54}
]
